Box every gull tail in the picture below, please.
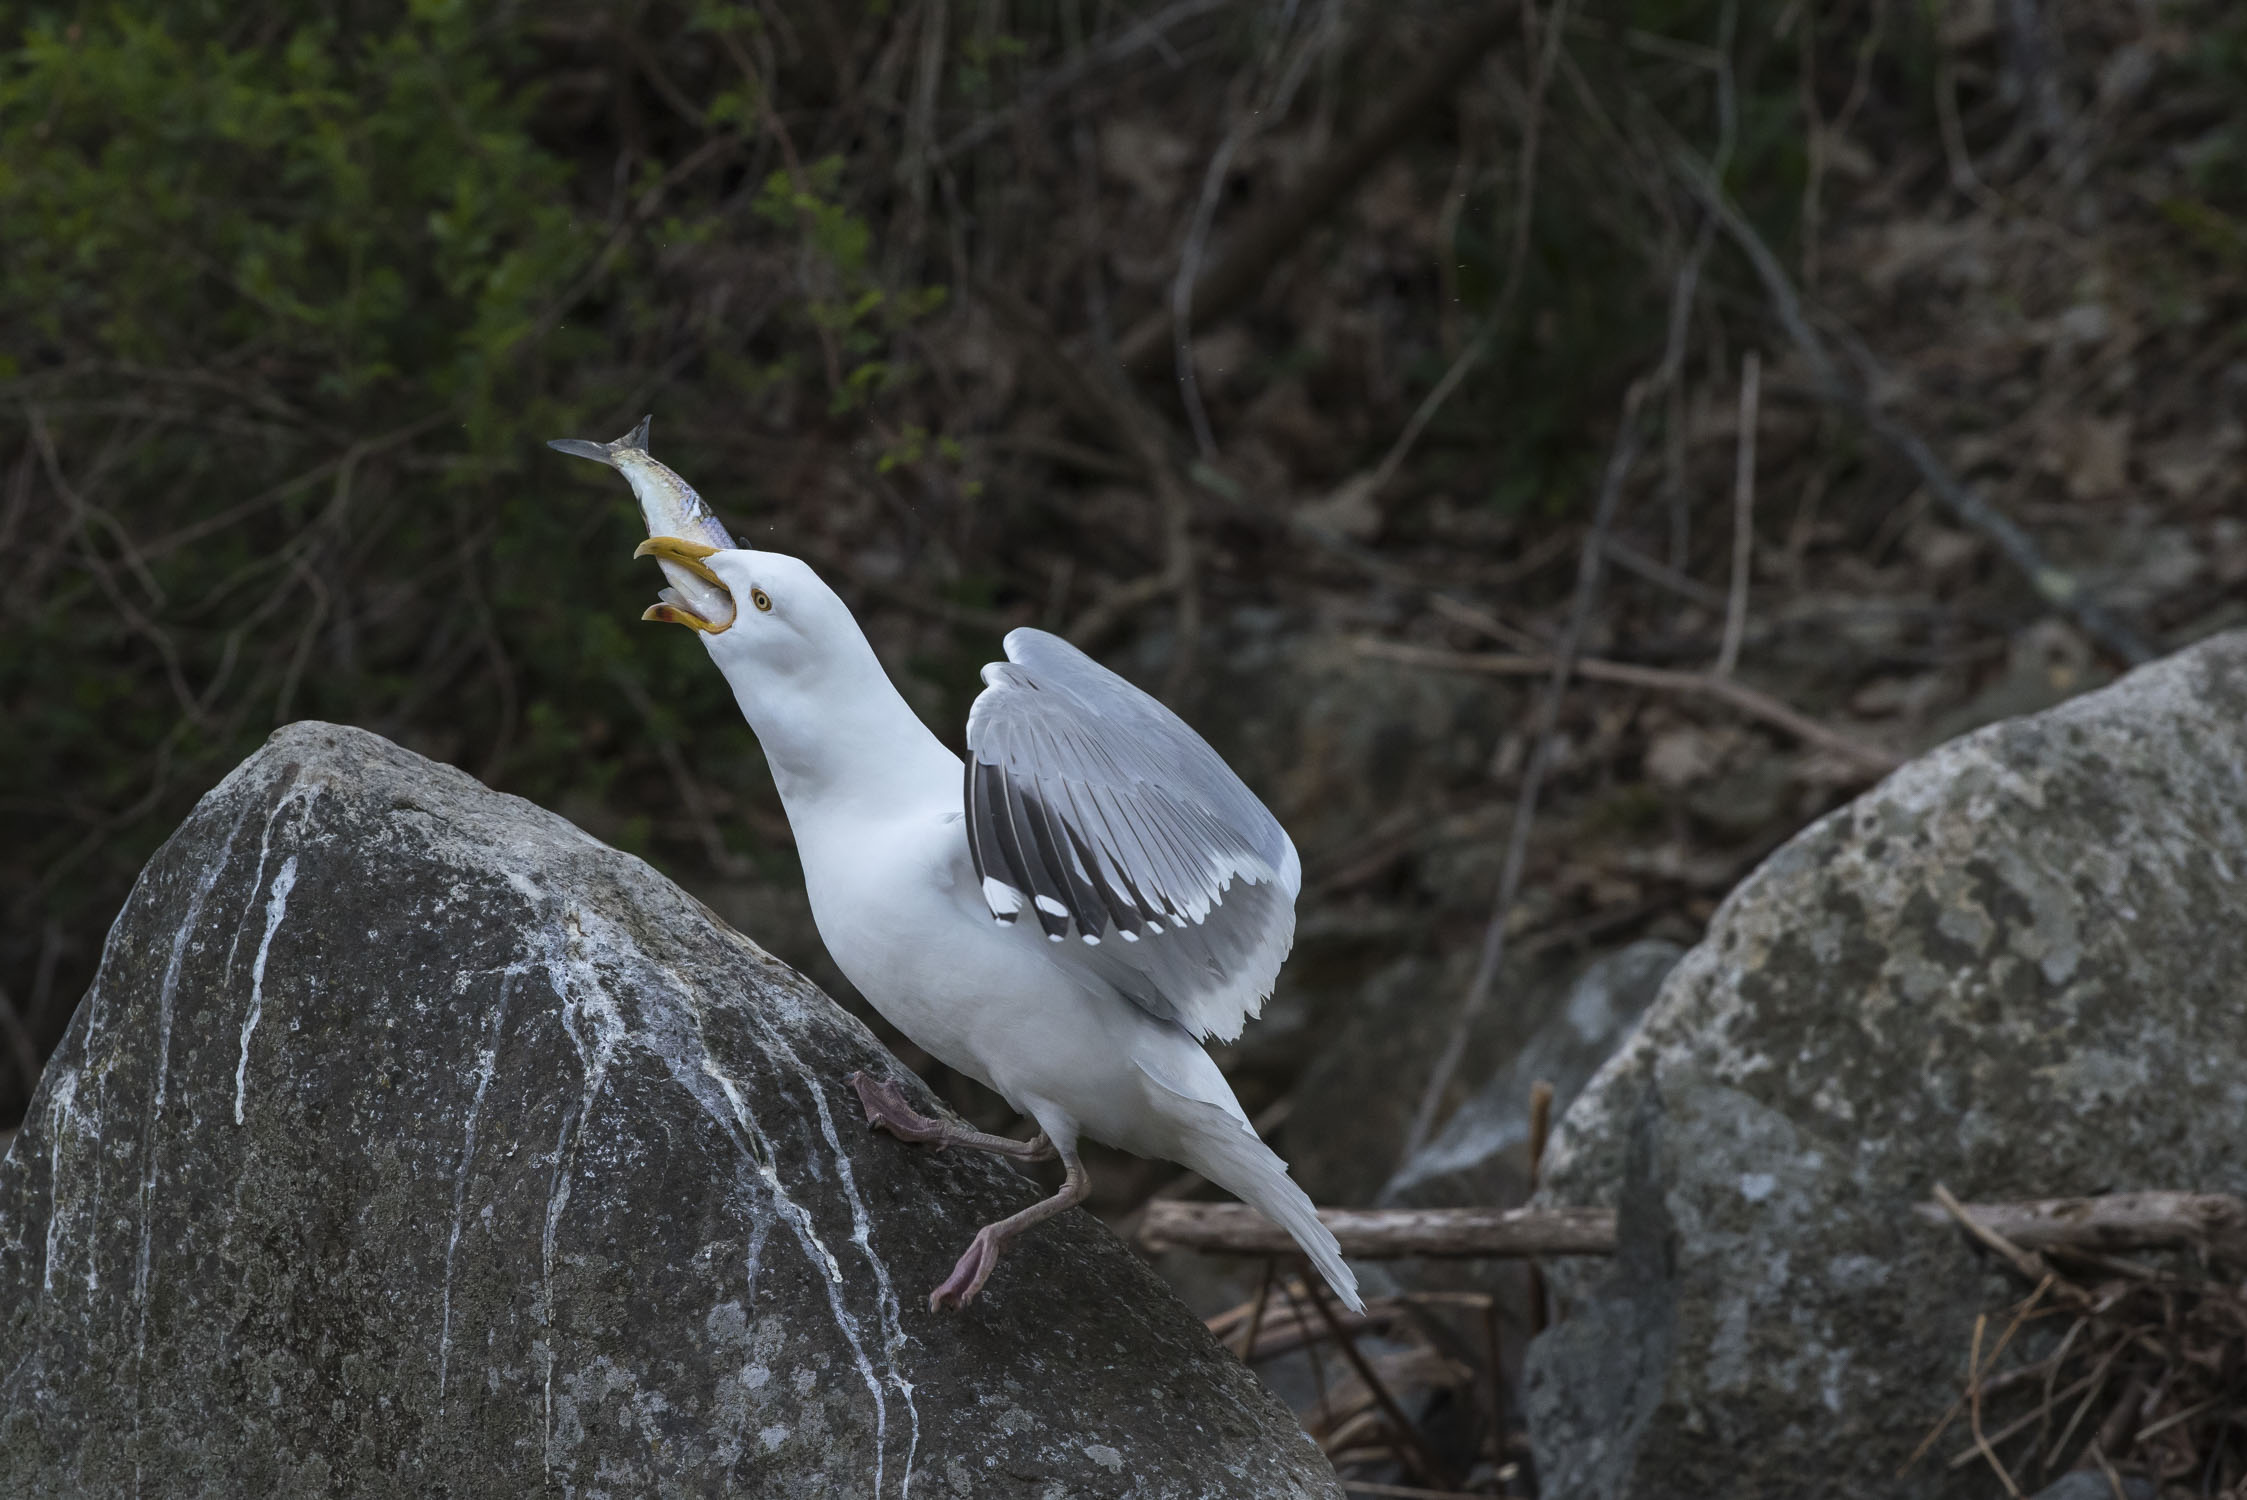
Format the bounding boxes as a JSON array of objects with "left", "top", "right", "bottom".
[{"left": 1160, "top": 1081, "right": 1362, "bottom": 1313}]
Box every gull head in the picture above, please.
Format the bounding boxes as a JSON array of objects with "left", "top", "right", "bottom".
[{"left": 634, "top": 539, "right": 861, "bottom": 681}]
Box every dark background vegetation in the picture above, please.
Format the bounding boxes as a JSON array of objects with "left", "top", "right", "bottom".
[{"left": 4, "top": 0, "right": 2245, "bottom": 1191}]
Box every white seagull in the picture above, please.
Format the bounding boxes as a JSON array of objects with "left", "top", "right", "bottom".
[{"left": 551, "top": 419, "right": 1358, "bottom": 1314}]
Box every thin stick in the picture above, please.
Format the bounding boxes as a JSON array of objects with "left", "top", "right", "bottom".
[
  {"left": 1904, "top": 1275, "right": 2054, "bottom": 1473},
  {"left": 1604, "top": 535, "right": 1727, "bottom": 610},
  {"left": 1169, "top": 9, "right": 1329, "bottom": 458},
  {"left": 2089, "top": 1441, "right": 2131, "bottom": 1500},
  {"left": 1967, "top": 1313, "right": 2026, "bottom": 1497},
  {"left": 1932, "top": 1183, "right": 2060, "bottom": 1288},
  {"left": 1943, "top": 1365, "right": 2109, "bottom": 1470},
  {"left": 1277, "top": 1273, "right": 1333, "bottom": 1434},
  {"left": 1478, "top": 1298, "right": 1507, "bottom": 1477},
  {"left": 2045, "top": 1336, "right": 2130, "bottom": 1466},
  {"left": 1715, "top": 350, "right": 1760, "bottom": 678},
  {"left": 1526, "top": 1078, "right": 1555, "bottom": 1338},
  {"left": 1356, "top": 320, "right": 1496, "bottom": 504},
  {"left": 1303, "top": 1267, "right": 1455, "bottom": 1489},
  {"left": 1239, "top": 1257, "right": 1277, "bottom": 1362},
  {"left": 1399, "top": 378, "right": 1649, "bottom": 1171},
  {"left": 1496, "top": 0, "right": 1573, "bottom": 353},
  {"left": 1169, "top": 60, "right": 1253, "bottom": 463},
  {"left": 2038, "top": 1315, "right": 2090, "bottom": 1458}
]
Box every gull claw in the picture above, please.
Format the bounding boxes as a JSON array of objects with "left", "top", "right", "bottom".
[
  {"left": 847, "top": 1070, "right": 951, "bottom": 1150},
  {"left": 929, "top": 1229, "right": 1001, "bottom": 1312}
]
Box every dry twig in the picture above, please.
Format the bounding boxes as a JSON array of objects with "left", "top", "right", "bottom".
[
  {"left": 1715, "top": 349, "right": 1760, "bottom": 678},
  {"left": 1302, "top": 1270, "right": 1456, "bottom": 1490}
]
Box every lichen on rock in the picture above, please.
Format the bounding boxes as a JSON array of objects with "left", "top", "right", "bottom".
[{"left": 1526, "top": 630, "right": 2247, "bottom": 1500}]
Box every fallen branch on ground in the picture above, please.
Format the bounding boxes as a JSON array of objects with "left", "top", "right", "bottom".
[
  {"left": 1916, "top": 1191, "right": 2247, "bottom": 1263},
  {"left": 1145, "top": 1190, "right": 2247, "bottom": 1265},
  {"left": 1139, "top": 1202, "right": 1619, "bottom": 1259},
  {"left": 1911, "top": 1187, "right": 2247, "bottom": 1491}
]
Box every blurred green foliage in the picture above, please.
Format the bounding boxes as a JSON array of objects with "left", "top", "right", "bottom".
[{"left": 0, "top": 2, "right": 964, "bottom": 1104}]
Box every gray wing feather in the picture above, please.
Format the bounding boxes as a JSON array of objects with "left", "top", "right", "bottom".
[{"left": 963, "top": 628, "right": 1299, "bottom": 1041}]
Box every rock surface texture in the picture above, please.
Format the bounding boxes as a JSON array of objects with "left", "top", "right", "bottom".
[
  {"left": 1526, "top": 630, "right": 2247, "bottom": 1500},
  {"left": 0, "top": 723, "right": 1339, "bottom": 1498}
]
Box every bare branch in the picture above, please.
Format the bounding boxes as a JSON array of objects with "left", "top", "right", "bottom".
[
  {"left": 1672, "top": 151, "right": 2157, "bottom": 666},
  {"left": 1715, "top": 349, "right": 1760, "bottom": 678},
  {"left": 1139, "top": 1202, "right": 1619, "bottom": 1259},
  {"left": 1116, "top": 5, "right": 1516, "bottom": 372},
  {"left": 1915, "top": 1191, "right": 2247, "bottom": 1263}
]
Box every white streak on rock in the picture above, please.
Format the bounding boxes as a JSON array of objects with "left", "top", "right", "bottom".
[
  {"left": 502, "top": 890, "right": 897, "bottom": 1495},
  {"left": 41, "top": 1071, "right": 79, "bottom": 1297},
  {"left": 439, "top": 968, "right": 519, "bottom": 1415},
  {"left": 765, "top": 1030, "right": 921, "bottom": 1499},
  {"left": 700, "top": 1056, "right": 890, "bottom": 1499},
  {"left": 232, "top": 855, "right": 299, "bottom": 1126},
  {"left": 540, "top": 978, "right": 624, "bottom": 1480},
  {"left": 133, "top": 796, "right": 254, "bottom": 1495},
  {"left": 745, "top": 1213, "right": 771, "bottom": 1307}
]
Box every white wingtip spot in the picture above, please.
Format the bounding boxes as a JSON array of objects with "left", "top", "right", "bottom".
[
  {"left": 981, "top": 877, "right": 1024, "bottom": 916},
  {"left": 1032, "top": 894, "right": 1069, "bottom": 918},
  {"left": 1118, "top": 929, "right": 1139, "bottom": 943},
  {"left": 1081, "top": 933, "right": 1101, "bottom": 946},
  {"left": 1046, "top": 932, "right": 1064, "bottom": 943}
]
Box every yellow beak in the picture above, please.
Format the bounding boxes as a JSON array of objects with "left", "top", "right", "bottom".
[
  {"left": 633, "top": 536, "right": 726, "bottom": 588},
  {"left": 641, "top": 601, "right": 727, "bottom": 632},
  {"left": 633, "top": 536, "right": 732, "bottom": 633}
]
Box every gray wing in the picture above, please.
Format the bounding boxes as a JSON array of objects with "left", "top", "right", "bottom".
[{"left": 963, "top": 628, "right": 1300, "bottom": 1042}]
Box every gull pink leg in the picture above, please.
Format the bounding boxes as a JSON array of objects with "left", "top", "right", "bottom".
[
  {"left": 846, "top": 1070, "right": 1058, "bottom": 1160},
  {"left": 930, "top": 1150, "right": 1090, "bottom": 1311}
]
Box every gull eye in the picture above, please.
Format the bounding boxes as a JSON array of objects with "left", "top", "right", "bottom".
[{"left": 751, "top": 587, "right": 773, "bottom": 613}]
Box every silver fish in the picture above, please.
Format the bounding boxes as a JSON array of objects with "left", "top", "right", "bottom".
[{"left": 548, "top": 415, "right": 738, "bottom": 631}]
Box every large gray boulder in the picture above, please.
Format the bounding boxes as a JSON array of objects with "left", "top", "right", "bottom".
[
  {"left": 1526, "top": 631, "right": 2247, "bottom": 1499},
  {"left": 0, "top": 723, "right": 1338, "bottom": 1498}
]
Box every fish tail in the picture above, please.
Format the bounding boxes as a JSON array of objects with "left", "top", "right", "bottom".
[
  {"left": 612, "top": 414, "right": 652, "bottom": 454},
  {"left": 546, "top": 415, "right": 652, "bottom": 467}
]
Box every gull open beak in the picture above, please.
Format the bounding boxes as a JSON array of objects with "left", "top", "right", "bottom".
[
  {"left": 634, "top": 536, "right": 733, "bottom": 633},
  {"left": 641, "top": 601, "right": 726, "bottom": 631}
]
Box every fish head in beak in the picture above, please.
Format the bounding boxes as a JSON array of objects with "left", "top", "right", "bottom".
[{"left": 634, "top": 537, "right": 734, "bottom": 633}]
